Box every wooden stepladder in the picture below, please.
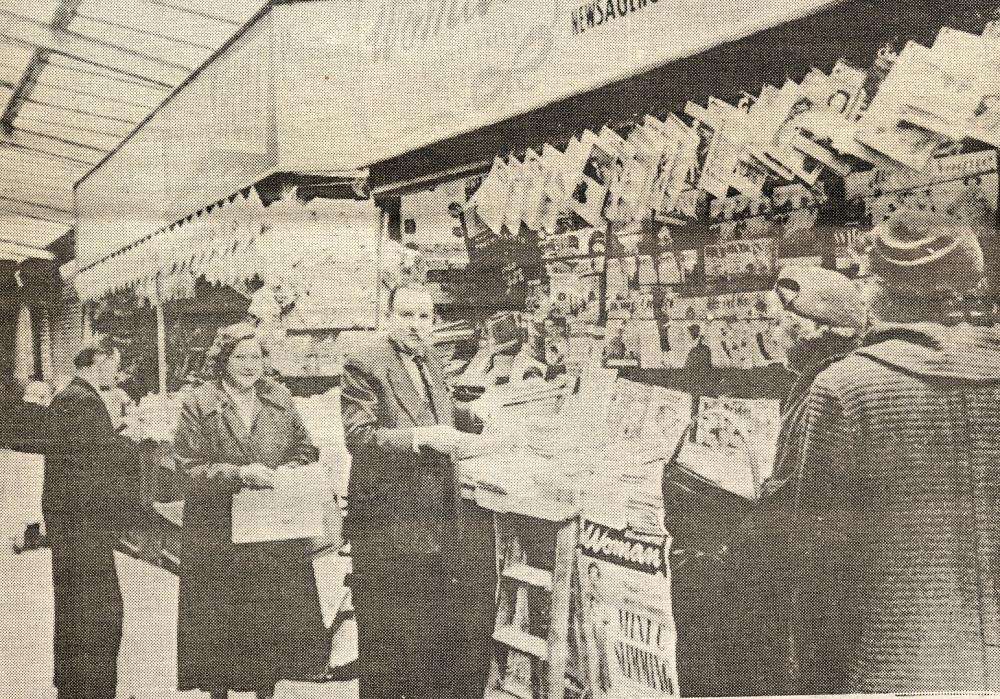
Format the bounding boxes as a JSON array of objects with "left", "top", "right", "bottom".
[{"left": 484, "top": 496, "right": 580, "bottom": 699}]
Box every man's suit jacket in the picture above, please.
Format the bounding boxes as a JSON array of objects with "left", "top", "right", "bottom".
[
  {"left": 42, "top": 377, "right": 142, "bottom": 530},
  {"left": 341, "top": 334, "right": 476, "bottom": 572}
]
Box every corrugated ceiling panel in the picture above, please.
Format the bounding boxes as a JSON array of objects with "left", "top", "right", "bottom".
[
  {"left": 0, "top": 0, "right": 61, "bottom": 24},
  {"left": 28, "top": 84, "right": 153, "bottom": 123},
  {"left": 12, "top": 117, "right": 120, "bottom": 151},
  {"left": 14, "top": 114, "right": 129, "bottom": 143},
  {"left": 17, "top": 100, "right": 138, "bottom": 132},
  {"left": 1, "top": 0, "right": 271, "bottom": 247},
  {"left": 67, "top": 15, "right": 209, "bottom": 69},
  {"left": 39, "top": 61, "right": 166, "bottom": 106}
]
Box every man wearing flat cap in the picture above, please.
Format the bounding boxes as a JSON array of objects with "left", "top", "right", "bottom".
[{"left": 782, "top": 210, "right": 1000, "bottom": 694}]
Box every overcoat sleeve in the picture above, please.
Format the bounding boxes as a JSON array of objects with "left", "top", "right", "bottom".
[
  {"left": 453, "top": 404, "right": 483, "bottom": 435},
  {"left": 172, "top": 395, "right": 243, "bottom": 495},
  {"left": 340, "top": 355, "right": 415, "bottom": 456},
  {"left": 288, "top": 404, "right": 320, "bottom": 464}
]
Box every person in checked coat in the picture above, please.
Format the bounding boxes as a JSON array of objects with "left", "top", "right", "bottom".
[
  {"left": 340, "top": 283, "right": 496, "bottom": 699},
  {"left": 783, "top": 211, "right": 1000, "bottom": 694},
  {"left": 172, "top": 323, "right": 328, "bottom": 699}
]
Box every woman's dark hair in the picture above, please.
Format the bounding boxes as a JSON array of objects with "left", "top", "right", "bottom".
[{"left": 203, "top": 323, "right": 268, "bottom": 379}]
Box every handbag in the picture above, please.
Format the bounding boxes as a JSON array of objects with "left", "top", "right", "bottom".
[{"left": 662, "top": 415, "right": 756, "bottom": 565}]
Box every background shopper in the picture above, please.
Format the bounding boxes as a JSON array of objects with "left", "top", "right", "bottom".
[
  {"left": 785, "top": 211, "right": 1000, "bottom": 693},
  {"left": 43, "top": 337, "right": 145, "bottom": 699}
]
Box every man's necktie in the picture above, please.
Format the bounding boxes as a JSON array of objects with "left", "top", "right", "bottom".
[{"left": 411, "top": 354, "right": 439, "bottom": 423}]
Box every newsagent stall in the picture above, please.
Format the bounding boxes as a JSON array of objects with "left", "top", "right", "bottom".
[
  {"left": 363, "top": 19, "right": 1000, "bottom": 699},
  {"left": 62, "top": 0, "right": 1000, "bottom": 694},
  {"left": 67, "top": 180, "right": 383, "bottom": 571}
]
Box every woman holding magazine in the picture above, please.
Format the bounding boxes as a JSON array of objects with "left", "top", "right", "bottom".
[{"left": 172, "top": 323, "right": 328, "bottom": 699}]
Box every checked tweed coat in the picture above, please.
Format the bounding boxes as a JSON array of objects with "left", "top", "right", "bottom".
[{"left": 783, "top": 323, "right": 1000, "bottom": 694}]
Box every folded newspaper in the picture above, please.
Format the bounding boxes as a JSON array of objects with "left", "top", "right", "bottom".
[{"left": 231, "top": 465, "right": 332, "bottom": 544}]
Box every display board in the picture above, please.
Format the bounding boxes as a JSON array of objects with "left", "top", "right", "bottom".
[{"left": 578, "top": 520, "right": 679, "bottom": 698}]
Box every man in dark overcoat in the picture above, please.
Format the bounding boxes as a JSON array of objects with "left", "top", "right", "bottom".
[
  {"left": 43, "top": 337, "right": 145, "bottom": 699},
  {"left": 340, "top": 283, "right": 495, "bottom": 699}
]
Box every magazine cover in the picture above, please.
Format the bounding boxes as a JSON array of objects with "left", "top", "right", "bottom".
[{"left": 578, "top": 519, "right": 680, "bottom": 698}]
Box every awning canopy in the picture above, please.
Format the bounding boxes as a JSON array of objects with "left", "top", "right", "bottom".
[
  {"left": 75, "top": 0, "right": 857, "bottom": 270},
  {"left": 74, "top": 188, "right": 379, "bottom": 318},
  {"left": 371, "top": 0, "right": 986, "bottom": 190}
]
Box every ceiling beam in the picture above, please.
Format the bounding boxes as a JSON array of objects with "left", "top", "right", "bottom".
[
  {"left": 1, "top": 0, "right": 83, "bottom": 129},
  {"left": 0, "top": 194, "right": 74, "bottom": 219},
  {"left": 0, "top": 195, "right": 73, "bottom": 216},
  {"left": 0, "top": 187, "right": 75, "bottom": 212},
  {"left": 0, "top": 145, "right": 91, "bottom": 182},
  {"left": 0, "top": 172, "right": 77, "bottom": 194},
  {"left": 14, "top": 96, "right": 139, "bottom": 127},
  {"left": 0, "top": 76, "right": 158, "bottom": 111},
  {"left": 0, "top": 200, "right": 73, "bottom": 225},
  {"left": 14, "top": 116, "right": 128, "bottom": 142},
  {"left": 0, "top": 9, "right": 191, "bottom": 91},
  {"left": 135, "top": 0, "right": 241, "bottom": 26},
  {"left": 15, "top": 92, "right": 148, "bottom": 125},
  {"left": 0, "top": 54, "right": 171, "bottom": 93},
  {"left": 3, "top": 139, "right": 98, "bottom": 167},
  {"left": 74, "top": 12, "right": 215, "bottom": 50},
  {"left": 2, "top": 125, "right": 106, "bottom": 159}
]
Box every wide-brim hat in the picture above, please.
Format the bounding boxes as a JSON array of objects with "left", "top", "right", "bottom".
[
  {"left": 867, "top": 210, "right": 985, "bottom": 297},
  {"left": 775, "top": 265, "right": 867, "bottom": 330}
]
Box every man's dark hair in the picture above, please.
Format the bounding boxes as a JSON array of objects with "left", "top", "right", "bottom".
[{"left": 74, "top": 336, "right": 117, "bottom": 369}]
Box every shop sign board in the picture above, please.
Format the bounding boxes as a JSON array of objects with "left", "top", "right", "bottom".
[{"left": 277, "top": 0, "right": 845, "bottom": 168}]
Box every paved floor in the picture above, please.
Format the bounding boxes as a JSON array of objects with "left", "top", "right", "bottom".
[{"left": 0, "top": 449, "right": 358, "bottom": 699}]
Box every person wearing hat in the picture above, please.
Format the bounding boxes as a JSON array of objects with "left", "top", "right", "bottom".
[
  {"left": 768, "top": 265, "right": 868, "bottom": 492},
  {"left": 172, "top": 323, "right": 328, "bottom": 699},
  {"left": 721, "top": 265, "right": 867, "bottom": 697},
  {"left": 782, "top": 210, "right": 1000, "bottom": 694}
]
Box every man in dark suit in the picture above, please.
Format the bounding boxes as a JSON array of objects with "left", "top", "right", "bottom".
[
  {"left": 43, "top": 336, "right": 145, "bottom": 699},
  {"left": 341, "top": 284, "right": 495, "bottom": 699}
]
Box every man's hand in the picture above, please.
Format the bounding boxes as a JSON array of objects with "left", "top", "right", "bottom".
[
  {"left": 239, "top": 463, "right": 275, "bottom": 489},
  {"left": 464, "top": 396, "right": 497, "bottom": 427},
  {"left": 275, "top": 461, "right": 306, "bottom": 470},
  {"left": 413, "top": 425, "right": 466, "bottom": 454}
]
